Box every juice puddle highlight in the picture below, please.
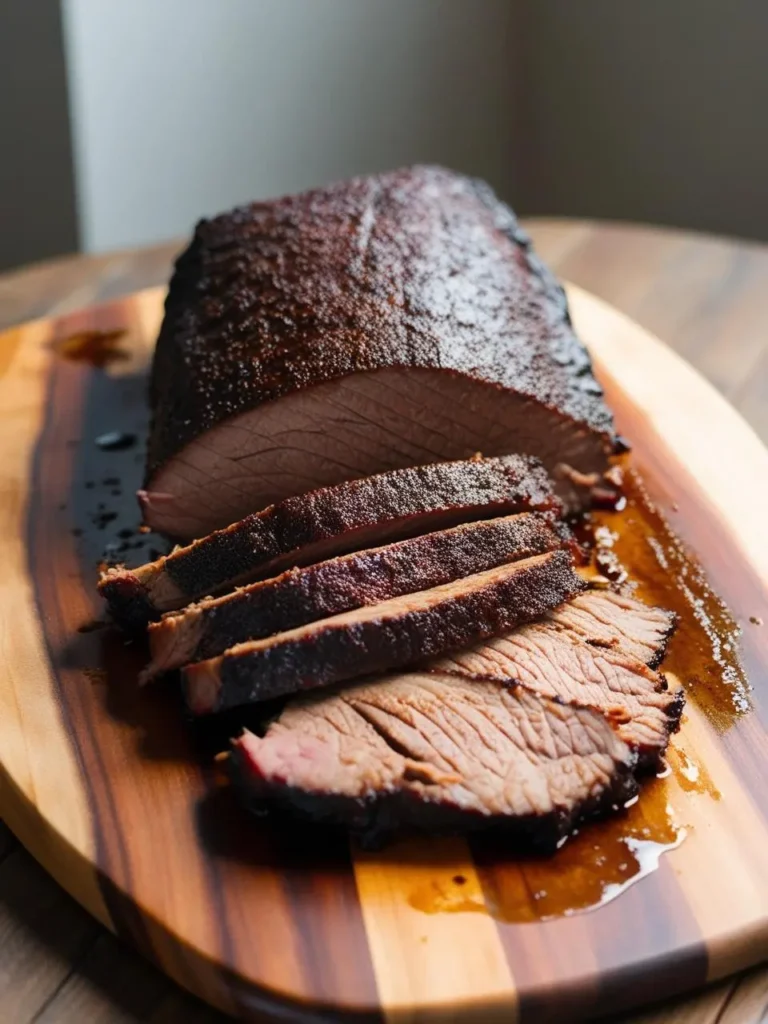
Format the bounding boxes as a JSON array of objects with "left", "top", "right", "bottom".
[{"left": 410, "top": 461, "right": 738, "bottom": 922}]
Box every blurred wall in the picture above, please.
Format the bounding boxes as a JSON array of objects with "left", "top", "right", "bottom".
[
  {"left": 519, "top": 0, "right": 768, "bottom": 241},
  {"left": 0, "top": 0, "right": 77, "bottom": 271},
  {"left": 62, "top": 0, "right": 520, "bottom": 252}
]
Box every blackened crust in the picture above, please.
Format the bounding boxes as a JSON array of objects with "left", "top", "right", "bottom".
[
  {"left": 101, "top": 453, "right": 561, "bottom": 626},
  {"left": 146, "top": 512, "right": 567, "bottom": 674},
  {"left": 146, "top": 165, "right": 616, "bottom": 486},
  {"left": 183, "top": 549, "right": 585, "bottom": 713},
  {"left": 97, "top": 570, "right": 157, "bottom": 630}
]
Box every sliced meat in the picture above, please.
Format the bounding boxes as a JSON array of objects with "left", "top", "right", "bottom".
[
  {"left": 100, "top": 453, "right": 561, "bottom": 628},
  {"left": 144, "top": 513, "right": 567, "bottom": 680},
  {"left": 547, "top": 589, "right": 676, "bottom": 668},
  {"left": 183, "top": 549, "right": 584, "bottom": 714},
  {"left": 143, "top": 165, "right": 616, "bottom": 538},
  {"left": 429, "top": 618, "right": 683, "bottom": 769},
  {"left": 230, "top": 672, "right": 637, "bottom": 847}
]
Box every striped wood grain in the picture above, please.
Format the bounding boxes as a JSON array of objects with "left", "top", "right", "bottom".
[{"left": 0, "top": 285, "right": 765, "bottom": 1021}]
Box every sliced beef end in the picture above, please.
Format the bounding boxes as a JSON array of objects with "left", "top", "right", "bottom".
[
  {"left": 183, "top": 549, "right": 585, "bottom": 714},
  {"left": 144, "top": 165, "right": 615, "bottom": 537},
  {"left": 144, "top": 513, "right": 568, "bottom": 680},
  {"left": 230, "top": 672, "right": 637, "bottom": 847},
  {"left": 548, "top": 590, "right": 676, "bottom": 668},
  {"left": 101, "top": 453, "right": 561, "bottom": 628},
  {"left": 142, "top": 372, "right": 610, "bottom": 539},
  {"left": 430, "top": 622, "right": 683, "bottom": 770}
]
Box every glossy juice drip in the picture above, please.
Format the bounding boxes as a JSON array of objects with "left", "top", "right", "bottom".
[
  {"left": 62, "top": 335, "right": 740, "bottom": 925},
  {"left": 412, "top": 462, "right": 741, "bottom": 923},
  {"left": 55, "top": 328, "right": 129, "bottom": 368},
  {"left": 589, "top": 465, "right": 750, "bottom": 729}
]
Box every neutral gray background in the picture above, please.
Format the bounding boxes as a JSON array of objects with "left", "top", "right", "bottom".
[
  {"left": 0, "top": 0, "right": 77, "bottom": 271},
  {"left": 2, "top": 0, "right": 768, "bottom": 270},
  {"left": 519, "top": 1, "right": 768, "bottom": 241},
  {"left": 61, "top": 0, "right": 521, "bottom": 252}
]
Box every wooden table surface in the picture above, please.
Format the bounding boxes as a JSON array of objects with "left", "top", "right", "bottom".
[{"left": 0, "top": 219, "right": 767, "bottom": 1023}]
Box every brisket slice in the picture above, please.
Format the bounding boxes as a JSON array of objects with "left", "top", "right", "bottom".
[
  {"left": 100, "top": 453, "right": 560, "bottom": 628},
  {"left": 547, "top": 590, "right": 676, "bottom": 668},
  {"left": 143, "top": 165, "right": 616, "bottom": 538},
  {"left": 144, "top": 513, "right": 567, "bottom": 680},
  {"left": 230, "top": 672, "right": 636, "bottom": 848},
  {"left": 430, "top": 609, "right": 682, "bottom": 770},
  {"left": 183, "top": 550, "right": 584, "bottom": 714}
]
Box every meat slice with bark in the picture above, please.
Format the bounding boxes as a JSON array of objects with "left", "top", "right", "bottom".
[
  {"left": 430, "top": 605, "right": 682, "bottom": 769},
  {"left": 100, "top": 453, "right": 561, "bottom": 628},
  {"left": 547, "top": 589, "right": 676, "bottom": 668},
  {"left": 183, "top": 549, "right": 584, "bottom": 714},
  {"left": 144, "top": 512, "right": 567, "bottom": 679},
  {"left": 142, "top": 165, "right": 616, "bottom": 538},
  {"left": 230, "top": 672, "right": 637, "bottom": 847}
]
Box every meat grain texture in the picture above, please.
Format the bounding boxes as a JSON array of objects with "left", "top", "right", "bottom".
[
  {"left": 144, "top": 512, "right": 568, "bottom": 679},
  {"left": 102, "top": 453, "right": 561, "bottom": 627},
  {"left": 142, "top": 165, "right": 617, "bottom": 538},
  {"left": 231, "top": 673, "right": 638, "bottom": 849},
  {"left": 183, "top": 550, "right": 585, "bottom": 713},
  {"left": 230, "top": 590, "right": 681, "bottom": 843}
]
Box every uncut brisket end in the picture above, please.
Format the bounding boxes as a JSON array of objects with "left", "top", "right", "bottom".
[
  {"left": 144, "top": 512, "right": 568, "bottom": 679},
  {"left": 183, "top": 549, "right": 585, "bottom": 714},
  {"left": 230, "top": 672, "right": 637, "bottom": 847},
  {"left": 100, "top": 453, "right": 561, "bottom": 628},
  {"left": 143, "top": 165, "right": 616, "bottom": 537}
]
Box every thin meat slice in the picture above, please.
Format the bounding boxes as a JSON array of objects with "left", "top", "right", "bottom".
[
  {"left": 430, "top": 619, "right": 683, "bottom": 769},
  {"left": 230, "top": 671, "right": 637, "bottom": 847},
  {"left": 100, "top": 453, "right": 560, "bottom": 628},
  {"left": 144, "top": 513, "right": 567, "bottom": 680},
  {"left": 143, "top": 166, "right": 617, "bottom": 538},
  {"left": 183, "top": 549, "right": 584, "bottom": 714},
  {"left": 547, "top": 589, "right": 676, "bottom": 668}
]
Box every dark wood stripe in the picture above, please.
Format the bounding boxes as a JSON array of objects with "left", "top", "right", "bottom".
[{"left": 26, "top": 297, "right": 381, "bottom": 1017}]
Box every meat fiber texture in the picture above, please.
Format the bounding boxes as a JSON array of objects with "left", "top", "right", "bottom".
[
  {"left": 229, "top": 590, "right": 680, "bottom": 844},
  {"left": 144, "top": 512, "right": 567, "bottom": 679},
  {"left": 183, "top": 550, "right": 585, "bottom": 714},
  {"left": 231, "top": 673, "right": 637, "bottom": 850},
  {"left": 431, "top": 610, "right": 682, "bottom": 769},
  {"left": 100, "top": 453, "right": 562, "bottom": 628},
  {"left": 142, "top": 165, "right": 617, "bottom": 538}
]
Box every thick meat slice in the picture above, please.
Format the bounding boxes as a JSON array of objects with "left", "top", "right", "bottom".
[
  {"left": 230, "top": 672, "right": 636, "bottom": 847},
  {"left": 144, "top": 513, "right": 567, "bottom": 679},
  {"left": 100, "top": 453, "right": 560, "bottom": 628},
  {"left": 143, "top": 165, "right": 616, "bottom": 538},
  {"left": 547, "top": 590, "right": 676, "bottom": 668},
  {"left": 430, "top": 616, "right": 683, "bottom": 769},
  {"left": 183, "top": 550, "right": 584, "bottom": 714}
]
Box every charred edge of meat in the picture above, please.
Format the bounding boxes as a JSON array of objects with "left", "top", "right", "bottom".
[
  {"left": 183, "top": 550, "right": 586, "bottom": 714},
  {"left": 145, "top": 166, "right": 616, "bottom": 492},
  {"left": 549, "top": 589, "right": 678, "bottom": 670},
  {"left": 144, "top": 512, "right": 570, "bottom": 678},
  {"left": 103, "top": 453, "right": 563, "bottom": 627},
  {"left": 228, "top": 729, "right": 638, "bottom": 852},
  {"left": 160, "top": 454, "right": 563, "bottom": 593},
  {"left": 580, "top": 602, "right": 679, "bottom": 671},
  {"left": 97, "top": 570, "right": 158, "bottom": 630},
  {"left": 642, "top": 610, "right": 678, "bottom": 670}
]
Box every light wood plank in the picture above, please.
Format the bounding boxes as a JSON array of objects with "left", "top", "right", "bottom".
[
  {"left": 1, "top": 224, "right": 768, "bottom": 1021},
  {"left": 354, "top": 837, "right": 516, "bottom": 1022}
]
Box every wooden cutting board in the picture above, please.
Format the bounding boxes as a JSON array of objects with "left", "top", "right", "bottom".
[{"left": 0, "top": 284, "right": 766, "bottom": 1023}]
